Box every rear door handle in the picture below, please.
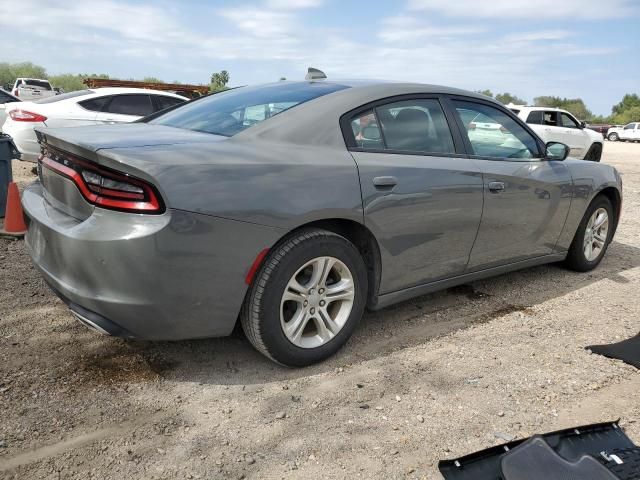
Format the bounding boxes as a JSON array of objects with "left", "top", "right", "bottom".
[
  {"left": 488, "top": 181, "right": 505, "bottom": 193},
  {"left": 373, "top": 176, "right": 398, "bottom": 188}
]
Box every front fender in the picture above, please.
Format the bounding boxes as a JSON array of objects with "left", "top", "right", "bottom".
[{"left": 555, "top": 160, "right": 622, "bottom": 251}]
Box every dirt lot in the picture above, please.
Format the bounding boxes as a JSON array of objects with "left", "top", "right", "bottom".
[{"left": 1, "top": 142, "right": 639, "bottom": 479}]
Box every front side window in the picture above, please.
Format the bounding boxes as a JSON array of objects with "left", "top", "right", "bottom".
[
  {"left": 150, "top": 82, "right": 349, "bottom": 136},
  {"left": 560, "top": 113, "right": 580, "bottom": 129},
  {"left": 350, "top": 98, "right": 455, "bottom": 154},
  {"left": 624, "top": 123, "right": 636, "bottom": 130},
  {"left": 453, "top": 100, "right": 539, "bottom": 159},
  {"left": 107, "top": 94, "right": 154, "bottom": 116},
  {"left": 527, "top": 111, "right": 544, "bottom": 124}
]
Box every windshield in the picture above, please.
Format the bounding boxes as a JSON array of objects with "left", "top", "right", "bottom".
[
  {"left": 149, "top": 82, "right": 349, "bottom": 136},
  {"left": 35, "top": 90, "right": 93, "bottom": 104},
  {"left": 24, "top": 79, "right": 52, "bottom": 90}
]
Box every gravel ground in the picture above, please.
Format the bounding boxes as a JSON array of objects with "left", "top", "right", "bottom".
[{"left": 1, "top": 142, "right": 639, "bottom": 479}]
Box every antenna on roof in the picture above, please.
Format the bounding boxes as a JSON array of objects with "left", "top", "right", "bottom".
[{"left": 305, "top": 67, "right": 327, "bottom": 81}]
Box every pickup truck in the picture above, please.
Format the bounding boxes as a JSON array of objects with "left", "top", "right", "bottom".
[
  {"left": 11, "top": 78, "right": 55, "bottom": 101},
  {"left": 606, "top": 123, "right": 640, "bottom": 142}
]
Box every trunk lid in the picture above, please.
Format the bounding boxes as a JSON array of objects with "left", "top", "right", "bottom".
[{"left": 35, "top": 124, "right": 228, "bottom": 220}]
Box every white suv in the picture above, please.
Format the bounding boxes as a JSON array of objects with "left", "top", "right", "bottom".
[
  {"left": 606, "top": 123, "right": 640, "bottom": 142},
  {"left": 509, "top": 105, "right": 604, "bottom": 161}
]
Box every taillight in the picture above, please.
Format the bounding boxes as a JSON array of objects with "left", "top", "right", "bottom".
[
  {"left": 9, "top": 109, "right": 47, "bottom": 122},
  {"left": 40, "top": 147, "right": 164, "bottom": 214},
  {"left": 13, "top": 90, "right": 18, "bottom": 97}
]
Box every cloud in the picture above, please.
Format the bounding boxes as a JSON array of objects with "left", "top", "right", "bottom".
[
  {"left": 379, "top": 16, "right": 485, "bottom": 43},
  {"left": 504, "top": 30, "right": 572, "bottom": 42},
  {"left": 265, "top": 0, "right": 323, "bottom": 8},
  {"left": 407, "top": 0, "right": 638, "bottom": 19}
]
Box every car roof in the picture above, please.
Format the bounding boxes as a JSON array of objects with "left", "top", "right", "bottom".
[
  {"left": 234, "top": 80, "right": 504, "bottom": 147},
  {"left": 88, "top": 87, "right": 188, "bottom": 98}
]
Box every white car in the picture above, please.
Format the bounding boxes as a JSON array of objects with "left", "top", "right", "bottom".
[
  {"left": 0, "top": 88, "right": 21, "bottom": 131},
  {"left": 606, "top": 123, "right": 640, "bottom": 142},
  {"left": 509, "top": 105, "right": 604, "bottom": 161},
  {"left": 3, "top": 88, "right": 188, "bottom": 162},
  {"left": 11, "top": 78, "right": 56, "bottom": 101}
]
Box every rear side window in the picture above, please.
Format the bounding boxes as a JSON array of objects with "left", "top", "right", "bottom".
[
  {"left": 0, "top": 91, "right": 18, "bottom": 103},
  {"left": 453, "top": 100, "right": 539, "bottom": 159},
  {"left": 25, "top": 79, "right": 52, "bottom": 90},
  {"left": 107, "top": 94, "right": 154, "bottom": 116},
  {"left": 526, "top": 111, "right": 544, "bottom": 124},
  {"left": 155, "top": 95, "right": 186, "bottom": 111},
  {"left": 349, "top": 99, "right": 455, "bottom": 154},
  {"left": 79, "top": 96, "right": 110, "bottom": 112}
]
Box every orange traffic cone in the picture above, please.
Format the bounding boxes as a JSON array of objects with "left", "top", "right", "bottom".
[{"left": 1, "top": 182, "right": 27, "bottom": 237}]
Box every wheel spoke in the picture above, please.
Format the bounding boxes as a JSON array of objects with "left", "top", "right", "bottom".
[
  {"left": 308, "top": 257, "right": 335, "bottom": 289},
  {"left": 325, "top": 279, "right": 354, "bottom": 303},
  {"left": 288, "top": 277, "right": 309, "bottom": 296},
  {"left": 584, "top": 241, "right": 593, "bottom": 260},
  {"left": 285, "top": 309, "right": 310, "bottom": 343},
  {"left": 594, "top": 232, "right": 607, "bottom": 243},
  {"left": 593, "top": 237, "right": 605, "bottom": 249},
  {"left": 593, "top": 213, "right": 608, "bottom": 230},
  {"left": 282, "top": 289, "right": 306, "bottom": 304},
  {"left": 317, "top": 308, "right": 340, "bottom": 340}
]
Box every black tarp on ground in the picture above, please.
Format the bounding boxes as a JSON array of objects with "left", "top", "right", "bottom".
[
  {"left": 439, "top": 421, "right": 640, "bottom": 480},
  {"left": 588, "top": 333, "right": 640, "bottom": 369}
]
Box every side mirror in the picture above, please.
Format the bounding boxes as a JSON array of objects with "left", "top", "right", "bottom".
[
  {"left": 545, "top": 142, "right": 570, "bottom": 161},
  {"left": 581, "top": 121, "right": 587, "bottom": 129}
]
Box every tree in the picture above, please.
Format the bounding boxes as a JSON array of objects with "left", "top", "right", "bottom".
[
  {"left": 610, "top": 94, "right": 640, "bottom": 124},
  {"left": 0, "top": 61, "right": 48, "bottom": 90},
  {"left": 210, "top": 70, "right": 230, "bottom": 92},
  {"left": 142, "top": 76, "right": 164, "bottom": 83},
  {"left": 495, "top": 92, "right": 526, "bottom": 105},
  {"left": 533, "top": 96, "right": 593, "bottom": 120},
  {"left": 476, "top": 89, "right": 493, "bottom": 98},
  {"left": 47, "top": 73, "right": 110, "bottom": 93}
]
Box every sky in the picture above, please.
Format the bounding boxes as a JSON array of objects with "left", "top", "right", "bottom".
[{"left": 1, "top": 0, "right": 638, "bottom": 115}]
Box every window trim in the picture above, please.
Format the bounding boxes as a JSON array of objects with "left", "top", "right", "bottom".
[
  {"left": 339, "top": 94, "right": 468, "bottom": 158},
  {"left": 443, "top": 95, "right": 546, "bottom": 162}
]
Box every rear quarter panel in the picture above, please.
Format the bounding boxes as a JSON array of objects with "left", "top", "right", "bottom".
[{"left": 100, "top": 140, "right": 364, "bottom": 230}]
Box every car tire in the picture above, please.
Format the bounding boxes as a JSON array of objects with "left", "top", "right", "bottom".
[
  {"left": 564, "top": 195, "right": 614, "bottom": 272},
  {"left": 607, "top": 133, "right": 619, "bottom": 141},
  {"left": 584, "top": 143, "right": 602, "bottom": 162},
  {"left": 240, "top": 228, "right": 368, "bottom": 367}
]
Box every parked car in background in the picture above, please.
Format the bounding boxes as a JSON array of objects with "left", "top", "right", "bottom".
[
  {"left": 3, "top": 88, "right": 188, "bottom": 162},
  {"left": 22, "top": 79, "right": 622, "bottom": 366},
  {"left": 508, "top": 105, "right": 603, "bottom": 161},
  {"left": 606, "top": 123, "right": 640, "bottom": 142},
  {"left": 11, "top": 78, "right": 55, "bottom": 101},
  {"left": 0, "top": 88, "right": 21, "bottom": 131},
  {"left": 585, "top": 124, "right": 611, "bottom": 136}
]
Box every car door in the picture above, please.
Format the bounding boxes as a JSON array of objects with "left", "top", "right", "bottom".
[
  {"left": 448, "top": 98, "right": 573, "bottom": 270},
  {"left": 95, "top": 94, "right": 154, "bottom": 124},
  {"left": 620, "top": 123, "right": 637, "bottom": 140},
  {"left": 345, "top": 96, "right": 484, "bottom": 293},
  {"left": 558, "top": 111, "right": 590, "bottom": 157}
]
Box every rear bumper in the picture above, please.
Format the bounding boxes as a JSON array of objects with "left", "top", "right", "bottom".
[{"left": 22, "top": 181, "right": 284, "bottom": 340}]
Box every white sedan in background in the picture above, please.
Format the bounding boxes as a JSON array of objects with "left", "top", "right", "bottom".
[
  {"left": 3, "top": 88, "right": 188, "bottom": 162},
  {"left": 0, "top": 88, "right": 21, "bottom": 131}
]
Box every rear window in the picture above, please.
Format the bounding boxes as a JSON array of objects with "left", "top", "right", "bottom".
[
  {"left": 150, "top": 82, "right": 349, "bottom": 136},
  {"left": 35, "top": 90, "right": 93, "bottom": 104},
  {"left": 24, "top": 80, "right": 52, "bottom": 90}
]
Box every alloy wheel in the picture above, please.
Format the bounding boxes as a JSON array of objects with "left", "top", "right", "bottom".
[
  {"left": 280, "top": 256, "right": 355, "bottom": 348},
  {"left": 583, "top": 207, "right": 609, "bottom": 262}
]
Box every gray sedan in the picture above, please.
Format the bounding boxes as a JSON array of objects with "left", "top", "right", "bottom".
[{"left": 23, "top": 79, "right": 622, "bottom": 366}]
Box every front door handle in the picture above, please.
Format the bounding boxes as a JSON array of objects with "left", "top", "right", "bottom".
[
  {"left": 373, "top": 176, "right": 398, "bottom": 188},
  {"left": 488, "top": 181, "right": 505, "bottom": 193}
]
